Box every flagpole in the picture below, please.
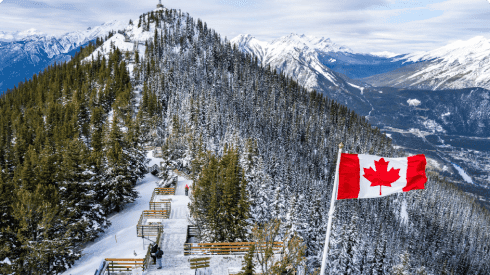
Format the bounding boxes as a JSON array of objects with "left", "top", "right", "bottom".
[{"left": 320, "top": 142, "right": 344, "bottom": 275}]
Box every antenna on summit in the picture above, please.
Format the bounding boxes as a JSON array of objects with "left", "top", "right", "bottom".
[{"left": 156, "top": 0, "right": 163, "bottom": 9}]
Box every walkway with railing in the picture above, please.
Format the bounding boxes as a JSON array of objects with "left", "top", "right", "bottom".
[
  {"left": 144, "top": 175, "right": 195, "bottom": 275},
  {"left": 88, "top": 169, "right": 247, "bottom": 275}
]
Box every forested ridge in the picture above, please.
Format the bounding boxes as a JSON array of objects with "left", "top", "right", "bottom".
[
  {"left": 1, "top": 6, "right": 489, "bottom": 274},
  {"left": 0, "top": 35, "right": 148, "bottom": 274}
]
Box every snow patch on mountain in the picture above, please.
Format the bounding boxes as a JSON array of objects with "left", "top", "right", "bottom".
[
  {"left": 452, "top": 163, "right": 474, "bottom": 184},
  {"left": 348, "top": 82, "right": 364, "bottom": 94},
  {"left": 83, "top": 20, "right": 158, "bottom": 63},
  {"left": 370, "top": 51, "right": 400, "bottom": 58},
  {"left": 422, "top": 119, "right": 445, "bottom": 133},
  {"left": 407, "top": 98, "right": 421, "bottom": 106}
]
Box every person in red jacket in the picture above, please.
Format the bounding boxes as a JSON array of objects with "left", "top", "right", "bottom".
[{"left": 185, "top": 184, "right": 189, "bottom": 196}]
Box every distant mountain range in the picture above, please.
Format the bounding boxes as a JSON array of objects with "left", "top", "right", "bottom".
[
  {"left": 363, "top": 36, "right": 490, "bottom": 90},
  {"left": 0, "top": 21, "right": 126, "bottom": 93},
  {"left": 232, "top": 34, "right": 490, "bottom": 91}
]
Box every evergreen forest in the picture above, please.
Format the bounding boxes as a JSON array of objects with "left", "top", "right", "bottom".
[{"left": 0, "top": 7, "right": 489, "bottom": 274}]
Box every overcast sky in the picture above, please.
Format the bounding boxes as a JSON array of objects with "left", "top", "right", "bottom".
[{"left": 1, "top": 0, "right": 490, "bottom": 54}]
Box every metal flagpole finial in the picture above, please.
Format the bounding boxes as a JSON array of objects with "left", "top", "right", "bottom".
[{"left": 339, "top": 142, "right": 344, "bottom": 149}]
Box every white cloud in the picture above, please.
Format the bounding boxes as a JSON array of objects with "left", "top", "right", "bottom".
[{"left": 0, "top": 0, "right": 489, "bottom": 54}]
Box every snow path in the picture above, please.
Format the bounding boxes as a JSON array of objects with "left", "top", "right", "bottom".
[
  {"left": 63, "top": 150, "right": 244, "bottom": 274},
  {"left": 146, "top": 176, "right": 195, "bottom": 274},
  {"left": 146, "top": 176, "right": 244, "bottom": 275},
  {"left": 62, "top": 173, "right": 160, "bottom": 275}
]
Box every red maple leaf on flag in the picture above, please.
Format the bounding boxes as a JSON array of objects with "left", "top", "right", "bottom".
[{"left": 363, "top": 158, "right": 401, "bottom": 195}]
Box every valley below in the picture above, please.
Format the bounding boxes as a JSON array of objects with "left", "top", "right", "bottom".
[{"left": 353, "top": 86, "right": 490, "bottom": 209}]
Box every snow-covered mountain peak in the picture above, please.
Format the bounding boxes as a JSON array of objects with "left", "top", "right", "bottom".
[
  {"left": 231, "top": 33, "right": 357, "bottom": 93},
  {"left": 232, "top": 34, "right": 255, "bottom": 43},
  {"left": 68, "top": 20, "right": 126, "bottom": 39},
  {"left": 18, "top": 28, "right": 45, "bottom": 38},
  {"left": 0, "top": 28, "right": 46, "bottom": 42},
  {"left": 270, "top": 33, "right": 352, "bottom": 53},
  {"left": 230, "top": 34, "right": 269, "bottom": 58},
  {"left": 405, "top": 35, "right": 490, "bottom": 64}
]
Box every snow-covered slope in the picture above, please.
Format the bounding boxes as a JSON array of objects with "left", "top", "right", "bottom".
[
  {"left": 369, "top": 51, "right": 400, "bottom": 58},
  {"left": 0, "top": 21, "right": 126, "bottom": 92},
  {"left": 231, "top": 34, "right": 354, "bottom": 92},
  {"left": 364, "top": 36, "right": 490, "bottom": 90}
]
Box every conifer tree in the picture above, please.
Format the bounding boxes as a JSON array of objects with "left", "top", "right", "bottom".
[
  {"left": 392, "top": 251, "right": 411, "bottom": 275},
  {"left": 241, "top": 244, "right": 255, "bottom": 275},
  {"left": 102, "top": 115, "right": 138, "bottom": 213},
  {"left": 190, "top": 147, "right": 250, "bottom": 242}
]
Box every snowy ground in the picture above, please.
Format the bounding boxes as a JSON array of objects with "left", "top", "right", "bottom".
[
  {"left": 62, "top": 173, "right": 160, "bottom": 275},
  {"left": 62, "top": 153, "right": 244, "bottom": 275}
]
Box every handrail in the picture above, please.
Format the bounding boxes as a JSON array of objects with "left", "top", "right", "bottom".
[
  {"left": 149, "top": 200, "right": 171, "bottom": 211},
  {"left": 154, "top": 187, "right": 176, "bottom": 195},
  {"left": 184, "top": 241, "right": 284, "bottom": 256},
  {"left": 104, "top": 258, "right": 144, "bottom": 273},
  {"left": 94, "top": 260, "right": 107, "bottom": 275},
  {"left": 189, "top": 257, "right": 211, "bottom": 269},
  {"left": 143, "top": 227, "right": 163, "bottom": 270}
]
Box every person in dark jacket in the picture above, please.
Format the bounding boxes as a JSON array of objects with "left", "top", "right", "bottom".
[
  {"left": 150, "top": 244, "right": 158, "bottom": 264},
  {"left": 155, "top": 247, "right": 164, "bottom": 269}
]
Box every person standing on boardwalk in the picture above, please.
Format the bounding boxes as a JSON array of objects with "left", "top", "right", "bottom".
[
  {"left": 155, "top": 247, "right": 164, "bottom": 269},
  {"left": 150, "top": 244, "right": 158, "bottom": 264}
]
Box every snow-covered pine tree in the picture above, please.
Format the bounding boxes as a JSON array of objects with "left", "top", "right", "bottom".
[{"left": 102, "top": 114, "right": 138, "bottom": 213}]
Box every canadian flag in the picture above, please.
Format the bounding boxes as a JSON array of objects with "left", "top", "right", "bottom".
[{"left": 337, "top": 154, "right": 427, "bottom": 200}]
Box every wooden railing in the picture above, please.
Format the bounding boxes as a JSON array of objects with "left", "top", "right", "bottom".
[
  {"left": 143, "top": 146, "right": 163, "bottom": 157},
  {"left": 137, "top": 223, "right": 163, "bottom": 238},
  {"left": 190, "top": 257, "right": 211, "bottom": 269},
  {"left": 104, "top": 258, "right": 144, "bottom": 272},
  {"left": 153, "top": 147, "right": 163, "bottom": 158},
  {"left": 136, "top": 210, "right": 169, "bottom": 237},
  {"left": 142, "top": 227, "right": 163, "bottom": 270},
  {"left": 184, "top": 242, "right": 284, "bottom": 256},
  {"left": 186, "top": 225, "right": 198, "bottom": 243},
  {"left": 150, "top": 188, "right": 176, "bottom": 201},
  {"left": 141, "top": 209, "right": 170, "bottom": 219},
  {"left": 149, "top": 200, "right": 171, "bottom": 211},
  {"left": 154, "top": 187, "right": 176, "bottom": 195}
]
